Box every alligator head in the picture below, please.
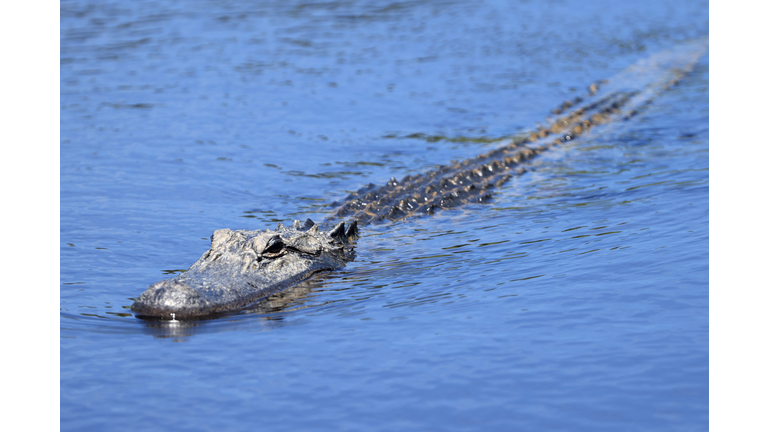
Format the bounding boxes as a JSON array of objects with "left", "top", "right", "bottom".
[{"left": 131, "top": 218, "right": 358, "bottom": 319}]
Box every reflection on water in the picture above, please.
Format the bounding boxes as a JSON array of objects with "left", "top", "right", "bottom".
[{"left": 61, "top": 0, "right": 708, "bottom": 430}]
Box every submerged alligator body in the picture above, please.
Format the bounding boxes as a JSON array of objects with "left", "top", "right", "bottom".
[{"left": 131, "top": 39, "right": 708, "bottom": 319}]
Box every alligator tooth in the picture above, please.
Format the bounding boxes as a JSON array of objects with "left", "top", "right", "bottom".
[{"left": 275, "top": 222, "right": 284, "bottom": 231}]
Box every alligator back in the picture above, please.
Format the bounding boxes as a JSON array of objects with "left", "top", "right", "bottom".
[{"left": 329, "top": 38, "right": 708, "bottom": 225}]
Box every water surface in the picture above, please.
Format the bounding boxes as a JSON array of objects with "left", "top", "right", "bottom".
[{"left": 61, "top": 1, "right": 709, "bottom": 430}]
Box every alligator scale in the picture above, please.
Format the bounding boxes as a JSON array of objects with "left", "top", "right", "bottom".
[{"left": 131, "top": 40, "right": 708, "bottom": 319}]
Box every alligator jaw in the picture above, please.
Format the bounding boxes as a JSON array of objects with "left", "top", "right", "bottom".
[{"left": 131, "top": 219, "right": 358, "bottom": 319}]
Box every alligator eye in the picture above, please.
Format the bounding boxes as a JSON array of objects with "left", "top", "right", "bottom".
[{"left": 263, "top": 238, "right": 284, "bottom": 255}]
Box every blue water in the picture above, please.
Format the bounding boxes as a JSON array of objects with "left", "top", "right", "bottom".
[{"left": 61, "top": 1, "right": 709, "bottom": 430}]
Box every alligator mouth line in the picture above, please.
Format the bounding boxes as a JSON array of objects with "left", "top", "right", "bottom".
[{"left": 131, "top": 38, "right": 708, "bottom": 321}]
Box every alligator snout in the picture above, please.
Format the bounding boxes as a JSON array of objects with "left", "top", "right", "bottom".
[{"left": 131, "top": 279, "right": 213, "bottom": 319}]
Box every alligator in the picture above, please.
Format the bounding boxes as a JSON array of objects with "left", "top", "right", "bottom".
[{"left": 131, "top": 39, "right": 708, "bottom": 320}]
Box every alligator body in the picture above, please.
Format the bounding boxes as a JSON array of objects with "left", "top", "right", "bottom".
[{"left": 131, "top": 39, "right": 707, "bottom": 319}]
